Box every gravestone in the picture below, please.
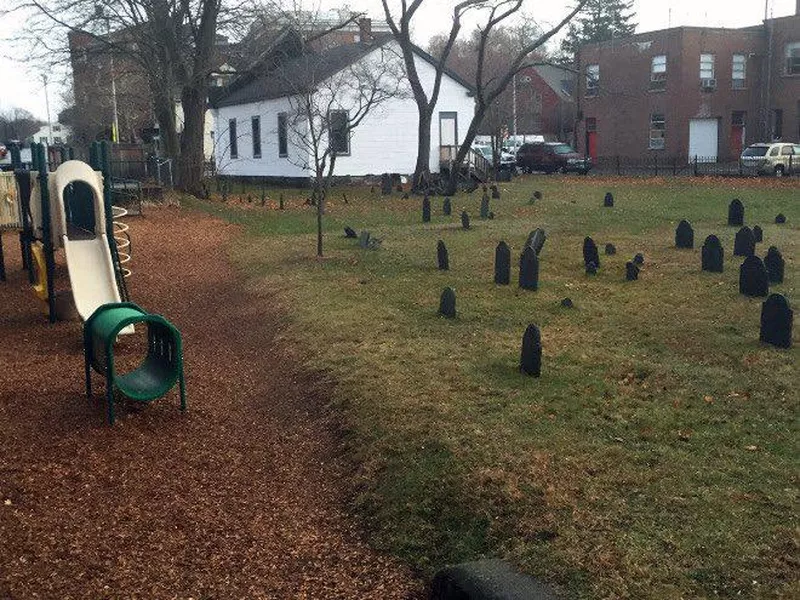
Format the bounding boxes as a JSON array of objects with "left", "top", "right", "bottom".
[
  {"left": 279, "top": 194, "right": 284, "bottom": 210},
  {"left": 490, "top": 184, "right": 500, "bottom": 199},
  {"left": 733, "top": 226, "right": 756, "bottom": 257},
  {"left": 675, "top": 220, "right": 694, "bottom": 249},
  {"left": 603, "top": 192, "right": 614, "bottom": 207},
  {"left": 380, "top": 173, "right": 393, "bottom": 195},
  {"left": 461, "top": 211, "right": 470, "bottom": 230},
  {"left": 495, "top": 241, "right": 511, "bottom": 285},
  {"left": 532, "top": 191, "right": 542, "bottom": 204},
  {"left": 752, "top": 225, "right": 763, "bottom": 243},
  {"left": 764, "top": 246, "right": 784, "bottom": 283},
  {"left": 626, "top": 261, "right": 639, "bottom": 281},
  {"left": 775, "top": 213, "right": 786, "bottom": 224},
  {"left": 583, "top": 237, "right": 600, "bottom": 269},
  {"left": 488, "top": 212, "right": 495, "bottom": 220},
  {"left": 701, "top": 235, "right": 724, "bottom": 272},
  {"left": 519, "top": 246, "right": 539, "bottom": 290},
  {"left": 520, "top": 324, "right": 542, "bottom": 377},
  {"left": 439, "top": 287, "right": 456, "bottom": 319},
  {"left": 344, "top": 226, "right": 357, "bottom": 239},
  {"left": 739, "top": 255, "right": 769, "bottom": 297},
  {"left": 633, "top": 253, "right": 644, "bottom": 266},
  {"left": 605, "top": 243, "right": 617, "bottom": 255},
  {"left": 560, "top": 297, "right": 574, "bottom": 308},
  {"left": 480, "top": 194, "right": 490, "bottom": 219},
  {"left": 585, "top": 261, "right": 598, "bottom": 275},
  {"left": 527, "top": 228, "right": 546, "bottom": 255},
  {"left": 358, "top": 231, "right": 371, "bottom": 249},
  {"left": 422, "top": 196, "right": 431, "bottom": 223},
  {"left": 728, "top": 199, "right": 744, "bottom": 226},
  {"left": 437, "top": 240, "right": 449, "bottom": 271},
  {"left": 760, "top": 294, "right": 793, "bottom": 349},
  {"left": 443, "top": 197, "right": 452, "bottom": 216}
]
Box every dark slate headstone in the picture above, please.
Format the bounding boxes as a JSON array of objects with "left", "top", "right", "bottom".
[
  {"left": 488, "top": 212, "right": 495, "bottom": 220},
  {"left": 527, "top": 228, "right": 546, "bottom": 256},
  {"left": 764, "top": 246, "right": 784, "bottom": 283},
  {"left": 775, "top": 213, "right": 786, "bottom": 224},
  {"left": 461, "top": 211, "right": 470, "bottom": 230},
  {"left": 603, "top": 192, "right": 614, "bottom": 207},
  {"left": 519, "top": 246, "right": 539, "bottom": 291},
  {"left": 701, "top": 235, "right": 724, "bottom": 273},
  {"left": 480, "top": 194, "right": 490, "bottom": 219},
  {"left": 604, "top": 243, "right": 617, "bottom": 255},
  {"left": 422, "top": 196, "right": 431, "bottom": 223},
  {"left": 439, "top": 287, "right": 456, "bottom": 318},
  {"left": 344, "top": 226, "right": 357, "bottom": 239},
  {"left": 728, "top": 199, "right": 744, "bottom": 226},
  {"left": 675, "top": 219, "right": 694, "bottom": 249},
  {"left": 358, "top": 230, "right": 371, "bottom": 249},
  {"left": 585, "top": 261, "right": 598, "bottom": 275},
  {"left": 560, "top": 297, "right": 574, "bottom": 308},
  {"left": 490, "top": 184, "right": 500, "bottom": 199},
  {"left": 760, "top": 294, "right": 793, "bottom": 349},
  {"left": 495, "top": 241, "right": 511, "bottom": 285},
  {"left": 752, "top": 225, "right": 763, "bottom": 243},
  {"left": 739, "top": 255, "right": 769, "bottom": 297},
  {"left": 380, "top": 173, "right": 393, "bottom": 195},
  {"left": 583, "top": 237, "right": 600, "bottom": 269},
  {"left": 734, "top": 226, "right": 756, "bottom": 257},
  {"left": 443, "top": 197, "right": 452, "bottom": 216},
  {"left": 520, "top": 324, "right": 542, "bottom": 377},
  {"left": 626, "top": 261, "right": 639, "bottom": 281},
  {"left": 633, "top": 253, "right": 644, "bottom": 266},
  {"left": 431, "top": 559, "right": 558, "bottom": 600},
  {"left": 534, "top": 190, "right": 542, "bottom": 200},
  {"left": 437, "top": 240, "right": 449, "bottom": 271}
]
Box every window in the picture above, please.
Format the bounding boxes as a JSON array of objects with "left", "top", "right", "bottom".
[
  {"left": 649, "top": 114, "right": 666, "bottom": 150},
  {"left": 585, "top": 64, "right": 599, "bottom": 97},
  {"left": 586, "top": 117, "right": 597, "bottom": 132},
  {"left": 650, "top": 55, "right": 667, "bottom": 90},
  {"left": 732, "top": 111, "right": 746, "bottom": 127},
  {"left": 228, "top": 118, "right": 238, "bottom": 159},
  {"left": 700, "top": 53, "right": 715, "bottom": 87},
  {"left": 769, "top": 146, "right": 780, "bottom": 157},
  {"left": 786, "top": 42, "right": 800, "bottom": 75},
  {"left": 780, "top": 145, "right": 793, "bottom": 156},
  {"left": 278, "top": 113, "right": 288, "bottom": 157},
  {"left": 732, "top": 54, "right": 746, "bottom": 89},
  {"left": 251, "top": 116, "right": 261, "bottom": 158},
  {"left": 329, "top": 110, "right": 349, "bottom": 155}
]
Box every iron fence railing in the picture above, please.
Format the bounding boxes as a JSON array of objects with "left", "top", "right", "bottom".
[{"left": 588, "top": 155, "right": 799, "bottom": 178}]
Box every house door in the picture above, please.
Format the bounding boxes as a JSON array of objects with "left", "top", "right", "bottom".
[
  {"left": 689, "top": 118, "right": 719, "bottom": 163},
  {"left": 730, "top": 125, "right": 745, "bottom": 158},
  {"left": 586, "top": 118, "right": 598, "bottom": 160}
]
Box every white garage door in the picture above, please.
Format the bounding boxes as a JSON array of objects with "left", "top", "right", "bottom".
[{"left": 689, "top": 119, "right": 719, "bottom": 163}]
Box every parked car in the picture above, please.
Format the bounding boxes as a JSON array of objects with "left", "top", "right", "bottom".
[
  {"left": 473, "top": 144, "right": 516, "bottom": 169},
  {"left": 740, "top": 142, "right": 800, "bottom": 176},
  {"left": 516, "top": 142, "right": 591, "bottom": 174}
]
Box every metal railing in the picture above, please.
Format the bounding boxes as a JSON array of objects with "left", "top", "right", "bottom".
[{"left": 587, "top": 155, "right": 799, "bottom": 178}]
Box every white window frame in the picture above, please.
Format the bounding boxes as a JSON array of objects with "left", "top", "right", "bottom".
[
  {"left": 585, "top": 64, "right": 599, "bottom": 97},
  {"left": 649, "top": 114, "right": 666, "bottom": 150},
  {"left": 786, "top": 42, "right": 800, "bottom": 75},
  {"left": 650, "top": 55, "right": 667, "bottom": 90},
  {"left": 700, "top": 53, "right": 715, "bottom": 80}
]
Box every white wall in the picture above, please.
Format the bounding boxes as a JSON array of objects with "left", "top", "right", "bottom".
[{"left": 213, "top": 40, "right": 474, "bottom": 178}]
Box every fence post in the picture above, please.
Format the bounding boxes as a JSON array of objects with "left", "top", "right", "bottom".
[
  {"left": 693, "top": 155, "right": 698, "bottom": 176},
  {"left": 616, "top": 155, "right": 621, "bottom": 176},
  {"left": 672, "top": 156, "right": 677, "bottom": 175},
  {"left": 654, "top": 155, "right": 658, "bottom": 177}
]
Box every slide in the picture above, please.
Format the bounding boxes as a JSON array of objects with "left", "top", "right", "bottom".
[{"left": 49, "top": 161, "right": 128, "bottom": 326}]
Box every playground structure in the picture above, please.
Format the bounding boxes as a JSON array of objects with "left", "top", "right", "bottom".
[{"left": 0, "top": 141, "right": 186, "bottom": 424}]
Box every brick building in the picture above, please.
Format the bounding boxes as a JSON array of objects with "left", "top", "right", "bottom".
[{"left": 575, "top": 4, "right": 800, "bottom": 162}]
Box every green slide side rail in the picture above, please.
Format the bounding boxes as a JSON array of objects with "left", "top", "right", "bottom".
[{"left": 83, "top": 302, "right": 186, "bottom": 425}]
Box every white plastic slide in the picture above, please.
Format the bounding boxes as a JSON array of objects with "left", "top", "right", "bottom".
[{"left": 49, "top": 161, "right": 125, "bottom": 323}]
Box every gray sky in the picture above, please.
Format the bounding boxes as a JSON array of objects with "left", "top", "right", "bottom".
[{"left": 0, "top": 0, "right": 796, "bottom": 122}]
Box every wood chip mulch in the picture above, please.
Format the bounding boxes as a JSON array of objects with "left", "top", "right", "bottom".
[{"left": 0, "top": 207, "right": 423, "bottom": 599}]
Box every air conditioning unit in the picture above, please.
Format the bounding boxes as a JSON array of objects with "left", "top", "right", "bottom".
[{"left": 701, "top": 78, "right": 717, "bottom": 90}]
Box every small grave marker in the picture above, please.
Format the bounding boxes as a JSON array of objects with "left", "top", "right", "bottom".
[
  {"left": 728, "top": 199, "right": 744, "bottom": 226},
  {"left": 480, "top": 194, "right": 490, "bottom": 219},
  {"left": 739, "top": 255, "right": 769, "bottom": 297},
  {"left": 527, "top": 228, "right": 546, "bottom": 256},
  {"left": 764, "top": 246, "right": 784, "bottom": 283},
  {"left": 626, "top": 261, "right": 639, "bottom": 281},
  {"left": 560, "top": 297, "right": 574, "bottom": 308},
  {"left": 734, "top": 226, "right": 756, "bottom": 257},
  {"left": 604, "top": 243, "right": 616, "bottom": 255},
  {"left": 494, "top": 242, "right": 511, "bottom": 285},
  {"left": 760, "top": 294, "right": 793, "bottom": 348},
  {"left": 519, "top": 246, "right": 539, "bottom": 290},
  {"left": 701, "top": 235, "right": 724, "bottom": 272},
  {"left": 752, "top": 225, "right": 763, "bottom": 243},
  {"left": 437, "top": 240, "right": 449, "bottom": 271},
  {"left": 422, "top": 196, "right": 431, "bottom": 223},
  {"left": 439, "top": 287, "right": 456, "bottom": 318},
  {"left": 443, "top": 197, "right": 452, "bottom": 216},
  {"left": 344, "top": 226, "right": 357, "bottom": 239},
  {"left": 775, "top": 213, "right": 786, "bottom": 224},
  {"left": 461, "top": 211, "right": 470, "bottom": 230},
  {"left": 490, "top": 184, "right": 500, "bottom": 199},
  {"left": 583, "top": 237, "right": 600, "bottom": 269},
  {"left": 675, "top": 220, "right": 694, "bottom": 249},
  {"left": 633, "top": 253, "right": 644, "bottom": 266},
  {"left": 520, "top": 324, "right": 542, "bottom": 377},
  {"left": 381, "top": 173, "right": 393, "bottom": 195},
  {"left": 603, "top": 192, "right": 614, "bottom": 207}
]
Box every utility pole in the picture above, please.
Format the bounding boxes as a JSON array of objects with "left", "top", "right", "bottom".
[
  {"left": 512, "top": 73, "right": 518, "bottom": 140},
  {"left": 42, "top": 74, "right": 52, "bottom": 145}
]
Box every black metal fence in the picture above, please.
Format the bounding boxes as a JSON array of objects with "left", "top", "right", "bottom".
[{"left": 589, "top": 155, "right": 800, "bottom": 178}]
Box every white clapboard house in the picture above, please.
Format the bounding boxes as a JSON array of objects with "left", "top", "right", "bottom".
[{"left": 210, "top": 27, "right": 475, "bottom": 180}]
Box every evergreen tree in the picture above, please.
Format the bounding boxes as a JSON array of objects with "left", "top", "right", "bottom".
[{"left": 560, "top": 0, "right": 637, "bottom": 59}]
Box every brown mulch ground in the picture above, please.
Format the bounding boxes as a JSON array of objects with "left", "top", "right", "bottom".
[{"left": 0, "top": 207, "right": 423, "bottom": 599}]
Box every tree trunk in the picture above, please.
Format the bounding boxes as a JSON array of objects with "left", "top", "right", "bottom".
[
  {"left": 178, "top": 85, "right": 207, "bottom": 195},
  {"left": 448, "top": 110, "right": 485, "bottom": 192},
  {"left": 152, "top": 89, "right": 180, "bottom": 165},
  {"left": 413, "top": 110, "right": 433, "bottom": 192}
]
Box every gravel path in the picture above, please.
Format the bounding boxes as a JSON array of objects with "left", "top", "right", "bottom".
[{"left": 0, "top": 207, "right": 422, "bottom": 599}]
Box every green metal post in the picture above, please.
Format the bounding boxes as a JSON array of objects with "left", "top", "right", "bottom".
[
  {"left": 10, "top": 144, "right": 21, "bottom": 168},
  {"left": 68, "top": 147, "right": 75, "bottom": 160},
  {"left": 59, "top": 146, "right": 68, "bottom": 165},
  {"left": 30, "top": 143, "right": 39, "bottom": 172},
  {"left": 36, "top": 144, "right": 57, "bottom": 323}
]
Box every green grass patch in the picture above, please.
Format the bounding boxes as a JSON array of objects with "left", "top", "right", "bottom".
[{"left": 187, "top": 176, "right": 799, "bottom": 599}]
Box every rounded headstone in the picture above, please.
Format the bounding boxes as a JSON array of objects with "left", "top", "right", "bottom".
[
  {"left": 494, "top": 241, "right": 511, "bottom": 285},
  {"left": 775, "top": 213, "right": 786, "bottom": 224},
  {"left": 583, "top": 237, "right": 600, "bottom": 269},
  {"left": 701, "top": 235, "right": 724, "bottom": 273},
  {"left": 760, "top": 294, "right": 792, "bottom": 348},
  {"left": 526, "top": 228, "right": 546, "bottom": 256},
  {"left": 728, "top": 199, "right": 744, "bottom": 226},
  {"left": 733, "top": 226, "right": 756, "bottom": 257},
  {"left": 675, "top": 220, "right": 694, "bottom": 249},
  {"left": 520, "top": 324, "right": 542, "bottom": 377},
  {"left": 519, "top": 246, "right": 540, "bottom": 290},
  {"left": 443, "top": 197, "right": 452, "bottom": 216},
  {"left": 422, "top": 196, "right": 431, "bottom": 223},
  {"left": 764, "top": 246, "right": 784, "bottom": 284},
  {"left": 752, "top": 225, "right": 763, "bottom": 243},
  {"left": 626, "top": 261, "right": 639, "bottom": 281},
  {"left": 560, "top": 297, "right": 574, "bottom": 308},
  {"left": 604, "top": 243, "right": 616, "bottom": 255},
  {"left": 439, "top": 287, "right": 456, "bottom": 318},
  {"left": 739, "top": 255, "right": 769, "bottom": 297},
  {"left": 461, "top": 211, "right": 470, "bottom": 230},
  {"left": 437, "top": 240, "right": 449, "bottom": 271},
  {"left": 633, "top": 253, "right": 644, "bottom": 266},
  {"left": 480, "top": 194, "right": 490, "bottom": 219},
  {"left": 603, "top": 192, "right": 614, "bottom": 207}
]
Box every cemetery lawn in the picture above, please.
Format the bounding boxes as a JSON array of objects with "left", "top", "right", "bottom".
[{"left": 189, "top": 176, "right": 798, "bottom": 599}]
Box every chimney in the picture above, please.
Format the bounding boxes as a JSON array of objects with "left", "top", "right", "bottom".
[{"left": 358, "top": 17, "right": 373, "bottom": 44}]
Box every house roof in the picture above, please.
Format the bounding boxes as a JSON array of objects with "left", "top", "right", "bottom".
[
  {"left": 213, "top": 33, "right": 395, "bottom": 108},
  {"left": 532, "top": 65, "right": 576, "bottom": 103}
]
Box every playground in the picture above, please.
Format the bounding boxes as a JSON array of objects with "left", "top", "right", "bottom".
[{"left": 0, "top": 204, "right": 421, "bottom": 597}]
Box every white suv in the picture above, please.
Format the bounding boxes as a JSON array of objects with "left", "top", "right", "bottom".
[{"left": 741, "top": 142, "right": 800, "bottom": 176}]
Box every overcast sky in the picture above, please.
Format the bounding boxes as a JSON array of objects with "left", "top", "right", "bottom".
[{"left": 0, "top": 0, "right": 796, "bottom": 122}]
